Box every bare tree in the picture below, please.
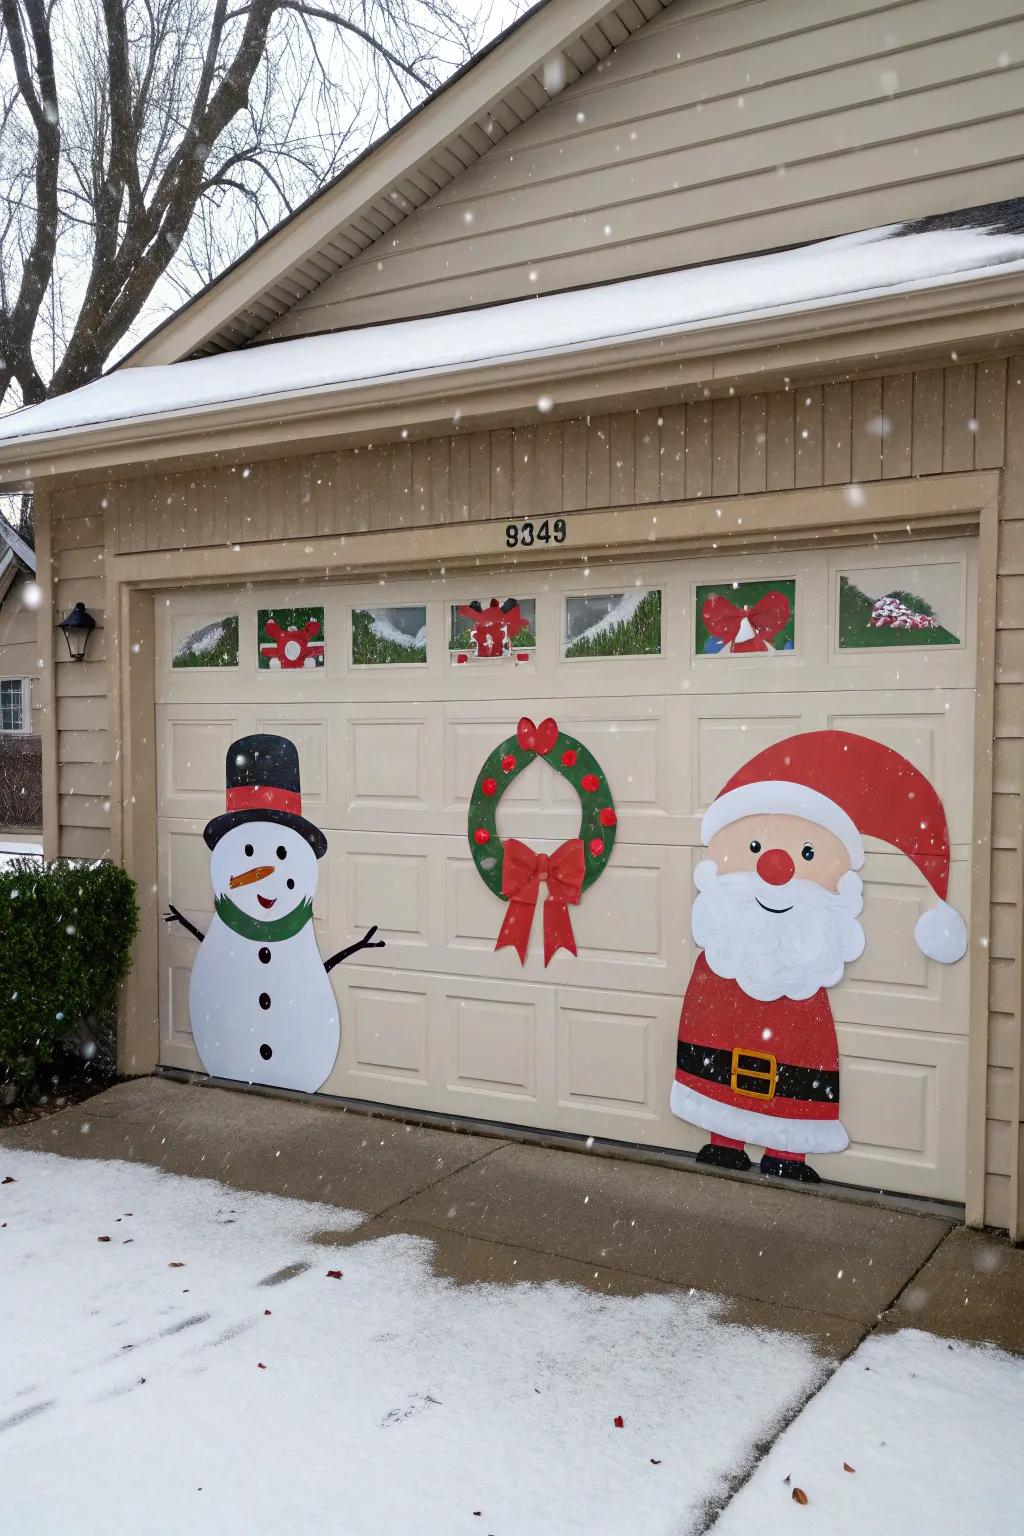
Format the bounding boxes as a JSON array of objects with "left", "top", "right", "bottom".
[{"left": 0, "top": 0, "right": 497, "bottom": 414}]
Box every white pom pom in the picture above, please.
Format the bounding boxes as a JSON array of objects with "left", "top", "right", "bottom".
[{"left": 915, "top": 901, "right": 967, "bottom": 964}]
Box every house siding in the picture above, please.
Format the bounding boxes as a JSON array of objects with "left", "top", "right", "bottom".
[
  {"left": 49, "top": 355, "right": 1024, "bottom": 1229},
  {"left": 0, "top": 568, "right": 42, "bottom": 737},
  {"left": 261, "top": 0, "right": 1024, "bottom": 339}
]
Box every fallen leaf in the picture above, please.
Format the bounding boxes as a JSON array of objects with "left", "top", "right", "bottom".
[
  {"left": 97, "top": 1235, "right": 111, "bottom": 1242},
  {"left": 264, "top": 1309, "right": 272, "bottom": 1316},
  {"left": 783, "top": 1475, "right": 791, "bottom": 1485},
  {"left": 792, "top": 1488, "right": 808, "bottom": 1506},
  {"left": 843, "top": 1462, "right": 856, "bottom": 1474},
  {"left": 123, "top": 1238, "right": 134, "bottom": 1244},
  {"left": 613, "top": 1415, "right": 624, "bottom": 1429},
  {"left": 326, "top": 1269, "right": 343, "bottom": 1279},
  {"left": 257, "top": 1362, "right": 266, "bottom": 1370},
  {"left": 2, "top": 1176, "right": 15, "bottom": 1184},
  {"left": 650, "top": 1459, "right": 661, "bottom": 1466},
  {"left": 168, "top": 1261, "right": 185, "bottom": 1268}
]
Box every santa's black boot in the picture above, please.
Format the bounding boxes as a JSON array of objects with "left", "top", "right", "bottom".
[
  {"left": 696, "top": 1140, "right": 752, "bottom": 1172},
  {"left": 759, "top": 1152, "right": 821, "bottom": 1183}
]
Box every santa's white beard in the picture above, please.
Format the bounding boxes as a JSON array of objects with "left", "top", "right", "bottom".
[{"left": 692, "top": 859, "right": 866, "bottom": 1002}]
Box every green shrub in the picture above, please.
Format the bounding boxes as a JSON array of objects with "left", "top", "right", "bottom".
[{"left": 0, "top": 858, "right": 138, "bottom": 1099}]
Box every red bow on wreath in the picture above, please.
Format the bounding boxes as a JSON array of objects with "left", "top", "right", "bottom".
[
  {"left": 517, "top": 716, "right": 558, "bottom": 754},
  {"left": 702, "top": 591, "right": 790, "bottom": 653},
  {"left": 496, "top": 837, "right": 585, "bottom": 966}
]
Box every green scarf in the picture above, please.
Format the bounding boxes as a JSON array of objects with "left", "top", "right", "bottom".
[{"left": 214, "top": 891, "right": 314, "bottom": 943}]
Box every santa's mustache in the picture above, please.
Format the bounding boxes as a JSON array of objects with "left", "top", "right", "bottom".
[{"left": 692, "top": 859, "right": 866, "bottom": 1003}]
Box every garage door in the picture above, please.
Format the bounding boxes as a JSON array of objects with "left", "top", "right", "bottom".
[{"left": 155, "top": 536, "right": 977, "bottom": 1200}]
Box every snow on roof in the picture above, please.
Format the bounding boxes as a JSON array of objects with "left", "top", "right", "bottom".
[{"left": 3, "top": 215, "right": 1024, "bottom": 448}]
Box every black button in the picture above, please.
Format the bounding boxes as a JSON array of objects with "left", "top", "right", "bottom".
[
  {"left": 259, "top": 993, "right": 271, "bottom": 1010},
  {"left": 258, "top": 947, "right": 271, "bottom": 965},
  {"left": 259, "top": 1044, "right": 273, "bottom": 1061}
]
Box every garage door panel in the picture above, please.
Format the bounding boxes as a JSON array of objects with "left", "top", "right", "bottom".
[
  {"left": 831, "top": 1027, "right": 967, "bottom": 1200},
  {"left": 255, "top": 715, "right": 328, "bottom": 805},
  {"left": 338, "top": 984, "right": 431, "bottom": 1085},
  {"left": 330, "top": 837, "right": 434, "bottom": 952},
  {"left": 835, "top": 857, "right": 970, "bottom": 1035},
  {"left": 345, "top": 704, "right": 443, "bottom": 817}
]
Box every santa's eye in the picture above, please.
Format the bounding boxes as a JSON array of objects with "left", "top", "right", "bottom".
[
  {"left": 276, "top": 845, "right": 287, "bottom": 861},
  {"left": 749, "top": 839, "right": 762, "bottom": 853},
  {"left": 244, "top": 843, "right": 254, "bottom": 857},
  {"left": 801, "top": 844, "right": 815, "bottom": 861}
]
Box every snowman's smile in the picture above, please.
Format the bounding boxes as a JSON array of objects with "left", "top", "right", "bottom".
[{"left": 256, "top": 893, "right": 277, "bottom": 910}]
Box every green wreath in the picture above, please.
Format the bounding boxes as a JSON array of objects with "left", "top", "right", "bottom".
[{"left": 468, "top": 716, "right": 617, "bottom": 966}]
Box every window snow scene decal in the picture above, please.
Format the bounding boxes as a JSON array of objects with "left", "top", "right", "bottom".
[
  {"left": 164, "top": 734, "right": 383, "bottom": 1093},
  {"left": 670, "top": 730, "right": 967, "bottom": 1183}
]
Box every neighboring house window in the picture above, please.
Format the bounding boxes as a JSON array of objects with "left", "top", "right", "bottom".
[{"left": 0, "top": 678, "right": 28, "bottom": 732}]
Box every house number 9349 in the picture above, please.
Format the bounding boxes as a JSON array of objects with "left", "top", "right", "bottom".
[{"left": 505, "top": 517, "right": 567, "bottom": 549}]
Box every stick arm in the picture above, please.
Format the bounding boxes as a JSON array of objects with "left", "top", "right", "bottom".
[
  {"left": 324, "top": 924, "right": 385, "bottom": 974},
  {"left": 164, "top": 903, "right": 205, "bottom": 944}
]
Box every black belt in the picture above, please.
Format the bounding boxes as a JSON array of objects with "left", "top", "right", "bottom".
[{"left": 676, "top": 1040, "right": 839, "bottom": 1104}]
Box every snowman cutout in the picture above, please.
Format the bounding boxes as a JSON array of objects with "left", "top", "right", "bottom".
[{"left": 165, "top": 733, "right": 383, "bottom": 1093}]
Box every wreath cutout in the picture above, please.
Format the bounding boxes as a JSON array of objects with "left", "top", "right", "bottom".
[{"left": 468, "top": 716, "right": 617, "bottom": 966}]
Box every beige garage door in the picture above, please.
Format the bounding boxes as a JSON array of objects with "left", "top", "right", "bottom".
[{"left": 155, "top": 535, "right": 977, "bottom": 1201}]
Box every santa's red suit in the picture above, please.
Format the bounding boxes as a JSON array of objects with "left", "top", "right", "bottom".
[{"left": 671, "top": 953, "right": 848, "bottom": 1154}]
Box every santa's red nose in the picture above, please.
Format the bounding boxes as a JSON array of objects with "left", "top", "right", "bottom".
[{"left": 757, "top": 848, "right": 795, "bottom": 886}]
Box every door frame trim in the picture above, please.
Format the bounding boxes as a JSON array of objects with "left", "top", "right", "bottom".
[{"left": 108, "top": 469, "right": 999, "bottom": 1221}]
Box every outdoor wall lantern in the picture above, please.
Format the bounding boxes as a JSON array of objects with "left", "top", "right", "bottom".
[{"left": 58, "top": 601, "right": 97, "bottom": 662}]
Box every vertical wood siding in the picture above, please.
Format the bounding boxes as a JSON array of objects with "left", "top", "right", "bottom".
[{"left": 52, "top": 356, "right": 1024, "bottom": 1229}]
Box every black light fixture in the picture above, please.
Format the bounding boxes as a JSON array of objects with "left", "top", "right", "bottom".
[{"left": 58, "top": 601, "right": 97, "bottom": 662}]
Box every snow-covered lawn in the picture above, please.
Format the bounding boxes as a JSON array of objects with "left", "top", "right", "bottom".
[
  {"left": 714, "top": 1328, "right": 1024, "bottom": 1535},
  {"left": 0, "top": 1150, "right": 827, "bottom": 1535}
]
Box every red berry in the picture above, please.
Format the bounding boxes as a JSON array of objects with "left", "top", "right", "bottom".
[
  {"left": 598, "top": 807, "right": 617, "bottom": 827},
  {"left": 473, "top": 827, "right": 491, "bottom": 845},
  {"left": 589, "top": 838, "right": 605, "bottom": 857},
  {"left": 501, "top": 754, "right": 517, "bottom": 772},
  {"left": 581, "top": 773, "right": 600, "bottom": 792},
  {"left": 561, "top": 749, "right": 577, "bottom": 767},
  {"left": 481, "top": 777, "right": 498, "bottom": 796}
]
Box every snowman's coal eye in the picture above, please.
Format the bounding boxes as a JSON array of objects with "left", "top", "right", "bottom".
[
  {"left": 286, "top": 878, "right": 295, "bottom": 891},
  {"left": 276, "top": 845, "right": 287, "bottom": 861},
  {"left": 749, "top": 839, "right": 761, "bottom": 853},
  {"left": 244, "top": 843, "right": 254, "bottom": 858}
]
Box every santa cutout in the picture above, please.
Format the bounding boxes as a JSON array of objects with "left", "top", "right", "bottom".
[{"left": 671, "top": 731, "right": 967, "bottom": 1182}]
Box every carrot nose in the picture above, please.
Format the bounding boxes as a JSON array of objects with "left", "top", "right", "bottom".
[{"left": 229, "top": 865, "right": 274, "bottom": 889}]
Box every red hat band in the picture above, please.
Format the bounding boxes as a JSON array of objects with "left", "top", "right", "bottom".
[{"left": 225, "top": 784, "right": 303, "bottom": 817}]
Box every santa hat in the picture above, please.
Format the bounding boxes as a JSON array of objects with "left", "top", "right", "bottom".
[{"left": 701, "top": 730, "right": 967, "bottom": 964}]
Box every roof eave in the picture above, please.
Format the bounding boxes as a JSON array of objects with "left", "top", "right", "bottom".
[
  {"left": 122, "top": 0, "right": 633, "bottom": 370},
  {"left": 4, "top": 268, "right": 1023, "bottom": 490}
]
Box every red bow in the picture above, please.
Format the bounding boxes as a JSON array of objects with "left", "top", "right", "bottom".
[
  {"left": 496, "top": 837, "right": 585, "bottom": 966},
  {"left": 702, "top": 591, "right": 790, "bottom": 652},
  {"left": 517, "top": 716, "right": 558, "bottom": 754}
]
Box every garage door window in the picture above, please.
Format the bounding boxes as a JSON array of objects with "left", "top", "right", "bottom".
[
  {"left": 0, "top": 678, "right": 27, "bottom": 732},
  {"left": 696, "top": 578, "right": 796, "bottom": 656},
  {"left": 352, "top": 605, "right": 427, "bottom": 664},
  {"left": 564, "top": 589, "right": 662, "bottom": 658}
]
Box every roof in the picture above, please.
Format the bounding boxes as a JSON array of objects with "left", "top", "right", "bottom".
[
  {"left": 1, "top": 205, "right": 1023, "bottom": 477},
  {"left": 126, "top": 0, "right": 673, "bottom": 368},
  {"left": 0, "top": 518, "right": 36, "bottom": 608}
]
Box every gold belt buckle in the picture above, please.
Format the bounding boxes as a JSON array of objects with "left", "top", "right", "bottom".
[{"left": 730, "top": 1045, "right": 778, "bottom": 1100}]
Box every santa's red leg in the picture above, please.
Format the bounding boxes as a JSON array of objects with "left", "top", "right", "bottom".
[
  {"left": 696, "top": 1132, "right": 751, "bottom": 1172},
  {"left": 764, "top": 1147, "right": 804, "bottom": 1162}
]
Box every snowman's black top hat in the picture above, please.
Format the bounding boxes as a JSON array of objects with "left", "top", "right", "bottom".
[{"left": 203, "top": 733, "right": 327, "bottom": 858}]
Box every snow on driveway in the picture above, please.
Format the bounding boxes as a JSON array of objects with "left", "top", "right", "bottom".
[
  {"left": 0, "top": 1150, "right": 826, "bottom": 1535},
  {"left": 712, "top": 1328, "right": 1024, "bottom": 1535}
]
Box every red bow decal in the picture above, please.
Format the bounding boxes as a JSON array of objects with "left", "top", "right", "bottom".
[
  {"left": 496, "top": 838, "right": 585, "bottom": 966},
  {"left": 702, "top": 591, "right": 790, "bottom": 653},
  {"left": 517, "top": 716, "right": 558, "bottom": 754}
]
